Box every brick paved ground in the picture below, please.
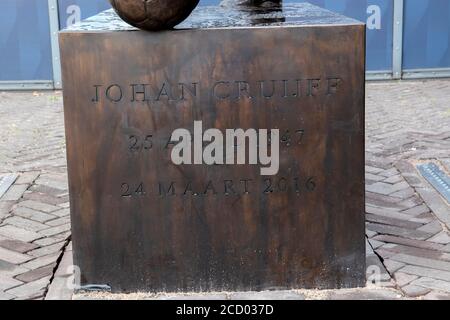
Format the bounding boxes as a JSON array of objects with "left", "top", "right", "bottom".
[{"left": 0, "top": 79, "right": 449, "bottom": 300}]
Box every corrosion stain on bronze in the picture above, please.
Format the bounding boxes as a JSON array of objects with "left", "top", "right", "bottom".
[{"left": 110, "top": 0, "right": 200, "bottom": 31}]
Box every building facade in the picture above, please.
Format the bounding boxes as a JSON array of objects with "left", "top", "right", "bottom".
[{"left": 0, "top": 0, "right": 449, "bottom": 89}]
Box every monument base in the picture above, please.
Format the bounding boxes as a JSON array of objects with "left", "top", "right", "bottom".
[{"left": 60, "top": 3, "right": 366, "bottom": 293}]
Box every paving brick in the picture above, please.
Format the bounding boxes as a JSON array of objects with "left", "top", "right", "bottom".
[
  {"left": 395, "top": 160, "right": 418, "bottom": 176},
  {"left": 38, "top": 223, "right": 70, "bottom": 237},
  {"left": 366, "top": 193, "right": 403, "bottom": 207},
  {"left": 366, "top": 182, "right": 409, "bottom": 196},
  {"left": 33, "top": 237, "right": 64, "bottom": 247},
  {"left": 366, "top": 214, "right": 424, "bottom": 229},
  {"left": 423, "top": 291, "right": 450, "bottom": 300},
  {"left": 365, "top": 173, "right": 384, "bottom": 182},
  {"left": 29, "top": 185, "right": 66, "bottom": 198},
  {"left": 366, "top": 254, "right": 391, "bottom": 284},
  {"left": 326, "top": 289, "right": 403, "bottom": 300},
  {"left": 442, "top": 244, "right": 450, "bottom": 253},
  {"left": 365, "top": 157, "right": 391, "bottom": 170},
  {"left": 0, "top": 247, "right": 33, "bottom": 264},
  {"left": 366, "top": 223, "right": 433, "bottom": 241},
  {"left": 13, "top": 206, "right": 57, "bottom": 223},
  {"left": 401, "top": 204, "right": 430, "bottom": 217},
  {"left": 410, "top": 277, "right": 450, "bottom": 293},
  {"left": 15, "top": 172, "right": 40, "bottom": 185},
  {"left": 415, "top": 187, "right": 450, "bottom": 228},
  {"left": 17, "top": 200, "right": 60, "bottom": 213},
  {"left": 396, "top": 196, "right": 423, "bottom": 210},
  {"left": 383, "top": 175, "right": 403, "bottom": 184},
  {"left": 385, "top": 244, "right": 447, "bottom": 261},
  {"left": 5, "top": 276, "right": 51, "bottom": 298},
  {"left": 414, "top": 211, "right": 435, "bottom": 221},
  {"left": 53, "top": 230, "right": 70, "bottom": 240},
  {"left": 45, "top": 274, "right": 74, "bottom": 300},
  {"left": 0, "top": 225, "right": 41, "bottom": 242},
  {"left": 34, "top": 175, "right": 68, "bottom": 191},
  {"left": 22, "top": 192, "right": 67, "bottom": 206},
  {"left": 428, "top": 232, "right": 450, "bottom": 245},
  {"left": 391, "top": 254, "right": 450, "bottom": 272},
  {"left": 15, "top": 264, "right": 55, "bottom": 283},
  {"left": 20, "top": 253, "right": 60, "bottom": 270},
  {"left": 400, "top": 265, "right": 450, "bottom": 282},
  {"left": 0, "top": 259, "right": 30, "bottom": 278},
  {"left": 28, "top": 241, "right": 65, "bottom": 258},
  {"left": 3, "top": 216, "right": 49, "bottom": 232},
  {"left": 380, "top": 168, "right": 399, "bottom": 178},
  {"left": 366, "top": 230, "right": 377, "bottom": 238},
  {"left": 59, "top": 202, "right": 70, "bottom": 209},
  {"left": 0, "top": 291, "right": 15, "bottom": 300},
  {"left": 33, "top": 171, "right": 65, "bottom": 182},
  {"left": 394, "top": 272, "right": 418, "bottom": 287},
  {"left": 401, "top": 284, "right": 430, "bottom": 298},
  {"left": 156, "top": 293, "right": 228, "bottom": 300},
  {"left": 365, "top": 166, "right": 383, "bottom": 174},
  {"left": 0, "top": 274, "right": 23, "bottom": 291},
  {"left": 14, "top": 289, "right": 46, "bottom": 300},
  {"left": 383, "top": 259, "right": 405, "bottom": 274},
  {"left": 417, "top": 220, "right": 443, "bottom": 234},
  {"left": 368, "top": 239, "right": 384, "bottom": 250},
  {"left": 45, "top": 216, "right": 70, "bottom": 227},
  {"left": 1, "top": 185, "right": 29, "bottom": 201},
  {"left": 0, "top": 201, "right": 14, "bottom": 218},
  {"left": 0, "top": 239, "right": 38, "bottom": 253},
  {"left": 375, "top": 248, "right": 396, "bottom": 259},
  {"left": 402, "top": 175, "right": 424, "bottom": 188},
  {"left": 365, "top": 205, "right": 429, "bottom": 223},
  {"left": 230, "top": 290, "right": 305, "bottom": 300},
  {"left": 50, "top": 208, "right": 70, "bottom": 218},
  {"left": 391, "top": 188, "right": 416, "bottom": 199}
]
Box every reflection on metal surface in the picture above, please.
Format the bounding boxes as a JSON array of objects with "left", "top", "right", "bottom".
[
  {"left": 65, "top": 3, "right": 362, "bottom": 31},
  {"left": 220, "top": 0, "right": 284, "bottom": 24}
]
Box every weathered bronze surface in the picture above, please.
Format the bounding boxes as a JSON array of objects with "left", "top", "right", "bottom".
[
  {"left": 110, "top": 0, "right": 200, "bottom": 31},
  {"left": 60, "top": 4, "right": 366, "bottom": 293}
]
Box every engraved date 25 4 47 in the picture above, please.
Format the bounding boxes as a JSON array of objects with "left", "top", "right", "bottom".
[{"left": 127, "top": 129, "right": 305, "bottom": 153}]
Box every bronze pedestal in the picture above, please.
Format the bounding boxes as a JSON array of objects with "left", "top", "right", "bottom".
[{"left": 60, "top": 3, "right": 366, "bottom": 293}]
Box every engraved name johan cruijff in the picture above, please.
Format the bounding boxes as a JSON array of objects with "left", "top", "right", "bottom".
[{"left": 91, "top": 77, "right": 342, "bottom": 103}]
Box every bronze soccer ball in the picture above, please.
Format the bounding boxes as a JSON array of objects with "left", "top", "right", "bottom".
[{"left": 110, "top": 0, "right": 200, "bottom": 31}]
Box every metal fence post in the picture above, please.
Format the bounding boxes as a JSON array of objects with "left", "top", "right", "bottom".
[
  {"left": 48, "top": 0, "right": 62, "bottom": 89},
  {"left": 392, "top": 0, "right": 404, "bottom": 80}
]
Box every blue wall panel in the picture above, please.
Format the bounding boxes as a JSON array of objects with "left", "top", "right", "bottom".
[
  {"left": 200, "top": 0, "right": 393, "bottom": 71},
  {"left": 57, "top": 0, "right": 393, "bottom": 71},
  {"left": 0, "top": 0, "right": 53, "bottom": 81},
  {"left": 403, "top": 0, "right": 450, "bottom": 69},
  {"left": 58, "top": 0, "right": 111, "bottom": 29},
  {"left": 1, "top": 0, "right": 449, "bottom": 83}
]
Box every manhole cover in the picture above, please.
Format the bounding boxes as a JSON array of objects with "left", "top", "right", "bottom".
[
  {"left": 0, "top": 174, "right": 18, "bottom": 199},
  {"left": 417, "top": 162, "right": 450, "bottom": 203}
]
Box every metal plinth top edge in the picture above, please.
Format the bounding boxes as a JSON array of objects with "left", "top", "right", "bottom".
[{"left": 62, "top": 3, "right": 363, "bottom": 33}]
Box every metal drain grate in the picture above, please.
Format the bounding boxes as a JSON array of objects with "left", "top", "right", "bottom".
[
  {"left": 417, "top": 162, "right": 450, "bottom": 203},
  {"left": 0, "top": 174, "right": 18, "bottom": 199}
]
